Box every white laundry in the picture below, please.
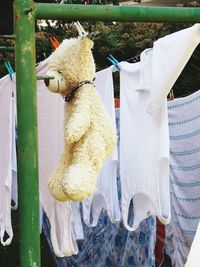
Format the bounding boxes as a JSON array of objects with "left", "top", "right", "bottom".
[
  {"left": 0, "top": 75, "right": 14, "bottom": 246},
  {"left": 185, "top": 220, "right": 200, "bottom": 267},
  {"left": 145, "top": 23, "right": 200, "bottom": 116},
  {"left": 11, "top": 78, "right": 18, "bottom": 210},
  {"left": 0, "top": 62, "right": 119, "bottom": 253},
  {"left": 71, "top": 202, "right": 84, "bottom": 240},
  {"left": 82, "top": 66, "right": 120, "bottom": 227},
  {"left": 37, "top": 59, "right": 78, "bottom": 257},
  {"left": 120, "top": 59, "right": 170, "bottom": 231}
]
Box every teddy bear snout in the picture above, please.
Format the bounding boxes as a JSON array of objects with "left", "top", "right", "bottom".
[{"left": 44, "top": 77, "right": 50, "bottom": 87}]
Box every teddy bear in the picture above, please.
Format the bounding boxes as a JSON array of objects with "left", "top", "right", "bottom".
[{"left": 44, "top": 22, "right": 117, "bottom": 202}]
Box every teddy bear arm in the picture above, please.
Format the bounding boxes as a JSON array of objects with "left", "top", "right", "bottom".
[{"left": 65, "top": 94, "right": 92, "bottom": 144}]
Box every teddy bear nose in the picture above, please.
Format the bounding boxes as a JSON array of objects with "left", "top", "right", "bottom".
[{"left": 44, "top": 77, "right": 50, "bottom": 87}]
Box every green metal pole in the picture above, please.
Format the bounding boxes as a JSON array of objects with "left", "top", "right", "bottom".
[
  {"left": 36, "top": 4, "right": 200, "bottom": 22},
  {"left": 36, "top": 75, "right": 54, "bottom": 80},
  {"left": 14, "top": 1, "right": 40, "bottom": 267}
]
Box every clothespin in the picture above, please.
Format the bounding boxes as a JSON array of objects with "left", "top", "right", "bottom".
[
  {"left": 5, "top": 61, "right": 14, "bottom": 80},
  {"left": 107, "top": 54, "right": 120, "bottom": 71},
  {"left": 50, "top": 36, "right": 59, "bottom": 49},
  {"left": 168, "top": 89, "right": 175, "bottom": 101},
  {"left": 74, "top": 21, "right": 88, "bottom": 37}
]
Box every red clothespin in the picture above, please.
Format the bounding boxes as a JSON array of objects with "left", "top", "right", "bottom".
[
  {"left": 115, "top": 98, "right": 120, "bottom": 108},
  {"left": 50, "top": 36, "right": 59, "bottom": 49}
]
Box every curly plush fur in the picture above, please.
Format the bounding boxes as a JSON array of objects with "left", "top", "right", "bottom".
[{"left": 45, "top": 36, "right": 117, "bottom": 202}]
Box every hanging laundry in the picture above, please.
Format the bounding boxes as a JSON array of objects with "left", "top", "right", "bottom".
[
  {"left": 82, "top": 66, "right": 120, "bottom": 227},
  {"left": 1, "top": 73, "right": 18, "bottom": 210},
  {"left": 0, "top": 68, "right": 75, "bottom": 253},
  {"left": 37, "top": 59, "right": 78, "bottom": 257},
  {"left": 0, "top": 59, "right": 120, "bottom": 256},
  {"left": 120, "top": 51, "right": 171, "bottom": 231},
  {"left": 44, "top": 210, "right": 156, "bottom": 267},
  {"left": 42, "top": 109, "right": 157, "bottom": 267},
  {"left": 37, "top": 61, "right": 119, "bottom": 256},
  {"left": 71, "top": 202, "right": 84, "bottom": 241},
  {"left": 119, "top": 23, "right": 200, "bottom": 232},
  {"left": 145, "top": 23, "right": 200, "bottom": 117},
  {"left": 11, "top": 77, "right": 18, "bottom": 210},
  {"left": 0, "top": 72, "right": 40, "bottom": 247},
  {"left": 185, "top": 220, "right": 200, "bottom": 267},
  {"left": 0, "top": 75, "right": 14, "bottom": 246},
  {"left": 166, "top": 90, "right": 200, "bottom": 267}
]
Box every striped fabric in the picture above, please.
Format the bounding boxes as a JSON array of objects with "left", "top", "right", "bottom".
[{"left": 166, "top": 90, "right": 200, "bottom": 267}]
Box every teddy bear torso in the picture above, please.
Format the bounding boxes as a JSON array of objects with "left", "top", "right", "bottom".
[{"left": 64, "top": 84, "right": 116, "bottom": 174}]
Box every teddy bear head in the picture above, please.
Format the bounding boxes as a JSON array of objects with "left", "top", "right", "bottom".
[{"left": 45, "top": 36, "right": 96, "bottom": 98}]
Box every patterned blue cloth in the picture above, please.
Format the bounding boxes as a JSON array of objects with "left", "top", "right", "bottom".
[
  {"left": 43, "top": 212, "right": 156, "bottom": 267},
  {"left": 42, "top": 109, "right": 156, "bottom": 267}
]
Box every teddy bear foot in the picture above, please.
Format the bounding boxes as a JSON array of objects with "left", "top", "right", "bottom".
[
  {"left": 62, "top": 164, "right": 97, "bottom": 201},
  {"left": 48, "top": 176, "right": 71, "bottom": 202}
]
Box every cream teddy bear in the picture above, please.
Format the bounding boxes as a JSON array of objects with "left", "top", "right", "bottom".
[{"left": 44, "top": 23, "right": 117, "bottom": 202}]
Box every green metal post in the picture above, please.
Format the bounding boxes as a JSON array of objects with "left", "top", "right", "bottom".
[
  {"left": 36, "top": 4, "right": 200, "bottom": 22},
  {"left": 36, "top": 75, "right": 55, "bottom": 80},
  {"left": 13, "top": 1, "right": 40, "bottom": 267}
]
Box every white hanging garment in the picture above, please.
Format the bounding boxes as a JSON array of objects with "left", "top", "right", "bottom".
[
  {"left": 0, "top": 60, "right": 80, "bottom": 253},
  {"left": 71, "top": 202, "right": 84, "bottom": 240},
  {"left": 120, "top": 56, "right": 170, "bottom": 231},
  {"left": 82, "top": 66, "right": 120, "bottom": 227},
  {"left": 0, "top": 75, "right": 14, "bottom": 246},
  {"left": 185, "top": 220, "right": 200, "bottom": 267},
  {"left": 145, "top": 23, "right": 200, "bottom": 116},
  {"left": 37, "top": 59, "right": 78, "bottom": 257},
  {"left": 11, "top": 78, "right": 18, "bottom": 210}
]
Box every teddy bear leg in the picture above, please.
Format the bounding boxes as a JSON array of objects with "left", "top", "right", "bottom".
[
  {"left": 62, "top": 133, "right": 107, "bottom": 201},
  {"left": 62, "top": 163, "right": 96, "bottom": 201},
  {"left": 48, "top": 155, "right": 71, "bottom": 202}
]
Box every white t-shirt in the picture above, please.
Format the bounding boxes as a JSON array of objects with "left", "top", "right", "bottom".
[
  {"left": 146, "top": 23, "right": 200, "bottom": 116},
  {"left": 0, "top": 75, "right": 14, "bottom": 246},
  {"left": 82, "top": 66, "right": 120, "bottom": 227},
  {"left": 120, "top": 59, "right": 170, "bottom": 231}
]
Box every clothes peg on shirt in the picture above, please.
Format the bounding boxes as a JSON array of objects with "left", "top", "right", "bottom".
[
  {"left": 107, "top": 54, "right": 120, "bottom": 71},
  {"left": 50, "top": 36, "right": 60, "bottom": 49},
  {"left": 5, "top": 61, "right": 14, "bottom": 81},
  {"left": 168, "top": 89, "right": 174, "bottom": 100}
]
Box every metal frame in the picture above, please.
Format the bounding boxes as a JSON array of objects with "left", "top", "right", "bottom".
[{"left": 12, "top": 1, "right": 200, "bottom": 266}]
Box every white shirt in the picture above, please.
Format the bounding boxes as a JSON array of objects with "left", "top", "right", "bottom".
[
  {"left": 0, "top": 75, "right": 14, "bottom": 246},
  {"left": 120, "top": 59, "right": 170, "bottom": 231},
  {"left": 82, "top": 66, "right": 120, "bottom": 227}
]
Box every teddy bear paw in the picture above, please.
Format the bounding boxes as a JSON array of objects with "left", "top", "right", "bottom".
[
  {"left": 48, "top": 177, "right": 71, "bottom": 202},
  {"left": 62, "top": 164, "right": 97, "bottom": 201}
]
